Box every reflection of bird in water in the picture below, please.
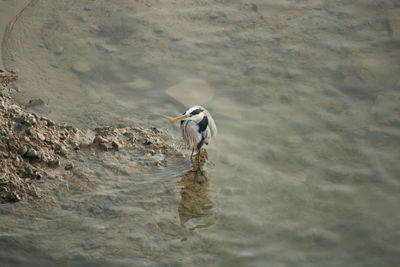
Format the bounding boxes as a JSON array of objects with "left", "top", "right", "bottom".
[
  {"left": 170, "top": 106, "right": 217, "bottom": 167},
  {"left": 178, "top": 149, "right": 213, "bottom": 228}
]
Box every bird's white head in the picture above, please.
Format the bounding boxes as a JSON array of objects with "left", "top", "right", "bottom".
[{"left": 170, "top": 106, "right": 205, "bottom": 123}]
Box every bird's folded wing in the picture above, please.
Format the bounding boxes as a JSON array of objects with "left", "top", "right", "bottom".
[{"left": 181, "top": 120, "right": 201, "bottom": 148}]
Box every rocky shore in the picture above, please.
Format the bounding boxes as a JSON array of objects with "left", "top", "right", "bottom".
[{"left": 0, "top": 72, "right": 181, "bottom": 203}]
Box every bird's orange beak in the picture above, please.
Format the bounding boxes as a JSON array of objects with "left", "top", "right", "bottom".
[{"left": 170, "top": 115, "right": 187, "bottom": 122}]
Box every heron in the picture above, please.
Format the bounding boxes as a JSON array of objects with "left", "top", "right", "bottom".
[{"left": 170, "top": 106, "right": 217, "bottom": 164}]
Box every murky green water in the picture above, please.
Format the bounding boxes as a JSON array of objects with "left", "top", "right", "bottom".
[{"left": 1, "top": 0, "right": 400, "bottom": 266}]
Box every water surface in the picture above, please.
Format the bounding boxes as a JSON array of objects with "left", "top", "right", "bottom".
[{"left": 1, "top": 0, "right": 400, "bottom": 266}]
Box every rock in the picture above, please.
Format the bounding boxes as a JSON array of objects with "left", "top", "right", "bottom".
[
  {"left": 388, "top": 9, "right": 400, "bottom": 41},
  {"left": 19, "top": 145, "right": 28, "bottom": 156},
  {"left": 165, "top": 79, "right": 215, "bottom": 107},
  {"left": 93, "top": 135, "right": 104, "bottom": 144},
  {"left": 72, "top": 60, "right": 92, "bottom": 73},
  {"left": 0, "top": 173, "right": 5, "bottom": 180},
  {"left": 26, "top": 126, "right": 34, "bottom": 135},
  {"left": 25, "top": 148, "right": 39, "bottom": 159},
  {"left": 111, "top": 141, "right": 120, "bottom": 150},
  {"left": 37, "top": 132, "right": 46, "bottom": 141},
  {"left": 65, "top": 163, "right": 74, "bottom": 170},
  {"left": 48, "top": 158, "right": 60, "bottom": 168},
  {"left": 20, "top": 114, "right": 37, "bottom": 126},
  {"left": 46, "top": 119, "right": 55, "bottom": 127},
  {"left": 123, "top": 132, "right": 134, "bottom": 138},
  {"left": 23, "top": 162, "right": 32, "bottom": 176}
]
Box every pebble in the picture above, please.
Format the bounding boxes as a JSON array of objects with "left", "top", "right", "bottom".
[
  {"left": 65, "top": 163, "right": 74, "bottom": 170},
  {"left": 112, "top": 141, "right": 120, "bottom": 150},
  {"left": 37, "top": 132, "right": 46, "bottom": 141},
  {"left": 26, "top": 126, "right": 34, "bottom": 135},
  {"left": 26, "top": 148, "right": 39, "bottom": 159},
  {"left": 19, "top": 145, "right": 28, "bottom": 156},
  {"left": 23, "top": 162, "right": 32, "bottom": 176},
  {"left": 123, "top": 132, "right": 134, "bottom": 138},
  {"left": 93, "top": 135, "right": 104, "bottom": 144},
  {"left": 48, "top": 159, "right": 60, "bottom": 168}
]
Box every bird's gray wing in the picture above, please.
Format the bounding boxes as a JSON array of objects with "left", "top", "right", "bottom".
[
  {"left": 181, "top": 120, "right": 201, "bottom": 149},
  {"left": 203, "top": 109, "right": 217, "bottom": 137}
]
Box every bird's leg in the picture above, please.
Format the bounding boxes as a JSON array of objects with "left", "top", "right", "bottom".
[
  {"left": 197, "top": 150, "right": 201, "bottom": 166},
  {"left": 190, "top": 148, "right": 195, "bottom": 159}
]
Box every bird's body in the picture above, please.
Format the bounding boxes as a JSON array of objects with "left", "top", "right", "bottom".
[{"left": 171, "top": 106, "right": 217, "bottom": 159}]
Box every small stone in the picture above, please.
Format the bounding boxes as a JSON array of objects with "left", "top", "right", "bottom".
[
  {"left": 26, "top": 126, "right": 34, "bottom": 135},
  {"left": 48, "top": 159, "right": 60, "bottom": 168},
  {"left": 46, "top": 119, "right": 55, "bottom": 127},
  {"left": 47, "top": 173, "right": 56, "bottom": 179},
  {"left": 112, "top": 141, "right": 120, "bottom": 150},
  {"left": 19, "top": 146, "right": 28, "bottom": 156},
  {"left": 65, "top": 163, "right": 74, "bottom": 170},
  {"left": 23, "top": 162, "right": 32, "bottom": 176},
  {"left": 23, "top": 114, "right": 37, "bottom": 126},
  {"left": 37, "top": 132, "right": 46, "bottom": 141},
  {"left": 0, "top": 173, "right": 5, "bottom": 180},
  {"left": 8, "top": 192, "right": 21, "bottom": 202},
  {"left": 93, "top": 135, "right": 104, "bottom": 144},
  {"left": 123, "top": 132, "right": 134, "bottom": 138},
  {"left": 25, "top": 148, "right": 38, "bottom": 159}
]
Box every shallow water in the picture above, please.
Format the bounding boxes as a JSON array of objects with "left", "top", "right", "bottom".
[{"left": 1, "top": 0, "right": 400, "bottom": 266}]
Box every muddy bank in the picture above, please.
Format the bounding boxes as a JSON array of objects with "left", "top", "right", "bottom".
[{"left": 0, "top": 74, "right": 181, "bottom": 203}]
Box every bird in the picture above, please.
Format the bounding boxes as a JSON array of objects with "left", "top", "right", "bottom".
[{"left": 170, "top": 106, "right": 217, "bottom": 163}]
